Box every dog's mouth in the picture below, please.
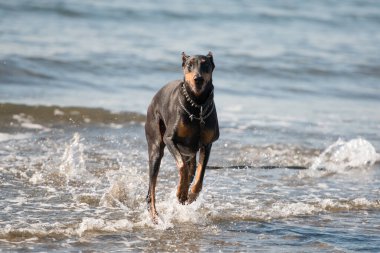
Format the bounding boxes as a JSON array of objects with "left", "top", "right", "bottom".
[
  {"left": 194, "top": 78, "right": 204, "bottom": 89},
  {"left": 195, "top": 80, "right": 203, "bottom": 88},
  {"left": 193, "top": 83, "right": 205, "bottom": 95},
  {"left": 185, "top": 76, "right": 206, "bottom": 95}
]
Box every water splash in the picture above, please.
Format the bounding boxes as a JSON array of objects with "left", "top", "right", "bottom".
[
  {"left": 153, "top": 190, "right": 208, "bottom": 229},
  {"left": 77, "top": 217, "right": 132, "bottom": 237},
  {"left": 60, "top": 133, "right": 86, "bottom": 178},
  {"left": 100, "top": 156, "right": 146, "bottom": 210},
  {"left": 310, "top": 138, "right": 379, "bottom": 173},
  {"left": 59, "top": 133, "right": 98, "bottom": 184}
]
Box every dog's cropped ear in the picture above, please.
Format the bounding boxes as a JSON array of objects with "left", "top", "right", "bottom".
[
  {"left": 207, "top": 51, "right": 215, "bottom": 71},
  {"left": 182, "top": 52, "right": 189, "bottom": 68}
]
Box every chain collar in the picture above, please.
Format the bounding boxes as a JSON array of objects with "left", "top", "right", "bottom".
[
  {"left": 181, "top": 82, "right": 213, "bottom": 109},
  {"left": 179, "top": 82, "right": 215, "bottom": 125}
]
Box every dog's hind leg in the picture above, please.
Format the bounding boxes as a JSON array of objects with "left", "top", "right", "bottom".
[
  {"left": 145, "top": 115, "right": 165, "bottom": 223},
  {"left": 146, "top": 143, "right": 164, "bottom": 223},
  {"left": 187, "top": 144, "right": 212, "bottom": 204}
]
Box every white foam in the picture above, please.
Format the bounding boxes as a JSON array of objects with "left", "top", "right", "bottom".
[
  {"left": 319, "top": 197, "right": 380, "bottom": 211},
  {"left": 138, "top": 197, "right": 208, "bottom": 230},
  {"left": 29, "top": 172, "right": 44, "bottom": 184},
  {"left": 157, "top": 190, "right": 207, "bottom": 225},
  {"left": 268, "top": 202, "right": 317, "bottom": 218},
  {"left": 0, "top": 133, "right": 30, "bottom": 142},
  {"left": 100, "top": 164, "right": 146, "bottom": 209},
  {"left": 59, "top": 133, "right": 98, "bottom": 184},
  {"left": 0, "top": 223, "right": 77, "bottom": 240},
  {"left": 99, "top": 163, "right": 202, "bottom": 230},
  {"left": 21, "top": 122, "right": 46, "bottom": 130},
  {"left": 309, "top": 138, "right": 379, "bottom": 174},
  {"left": 352, "top": 197, "right": 373, "bottom": 207},
  {"left": 100, "top": 174, "right": 131, "bottom": 208},
  {"left": 206, "top": 196, "right": 380, "bottom": 222},
  {"left": 77, "top": 217, "right": 132, "bottom": 237},
  {"left": 53, "top": 109, "right": 65, "bottom": 116},
  {"left": 12, "top": 114, "right": 50, "bottom": 131},
  {"left": 109, "top": 123, "right": 123, "bottom": 129},
  {"left": 317, "top": 183, "right": 328, "bottom": 189}
]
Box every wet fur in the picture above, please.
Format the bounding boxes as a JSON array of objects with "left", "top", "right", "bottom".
[{"left": 145, "top": 52, "right": 219, "bottom": 223}]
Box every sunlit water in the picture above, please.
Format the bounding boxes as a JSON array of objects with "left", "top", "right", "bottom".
[{"left": 1, "top": 0, "right": 380, "bottom": 252}]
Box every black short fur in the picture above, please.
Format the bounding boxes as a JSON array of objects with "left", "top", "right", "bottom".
[{"left": 145, "top": 52, "right": 219, "bottom": 223}]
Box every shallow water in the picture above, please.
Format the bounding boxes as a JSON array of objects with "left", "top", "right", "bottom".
[
  {"left": 1, "top": 0, "right": 380, "bottom": 252},
  {"left": 0, "top": 107, "right": 379, "bottom": 252}
]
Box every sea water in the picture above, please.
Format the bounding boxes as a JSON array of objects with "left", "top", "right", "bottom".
[{"left": 1, "top": 1, "right": 380, "bottom": 252}]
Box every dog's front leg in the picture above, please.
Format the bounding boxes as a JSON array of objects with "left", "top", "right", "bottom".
[
  {"left": 164, "top": 135, "right": 189, "bottom": 204},
  {"left": 188, "top": 143, "right": 212, "bottom": 204}
]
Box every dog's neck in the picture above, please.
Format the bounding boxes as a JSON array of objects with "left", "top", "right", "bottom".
[
  {"left": 181, "top": 81, "right": 214, "bottom": 108},
  {"left": 179, "top": 81, "right": 215, "bottom": 124}
]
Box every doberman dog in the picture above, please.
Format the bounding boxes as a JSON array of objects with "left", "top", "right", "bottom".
[{"left": 145, "top": 52, "right": 219, "bottom": 223}]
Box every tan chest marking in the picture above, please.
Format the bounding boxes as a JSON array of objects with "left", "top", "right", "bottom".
[
  {"left": 201, "top": 129, "right": 215, "bottom": 144},
  {"left": 177, "top": 120, "right": 194, "bottom": 138},
  {"left": 177, "top": 120, "right": 215, "bottom": 144}
]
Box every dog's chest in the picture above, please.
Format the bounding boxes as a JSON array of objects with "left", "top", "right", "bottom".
[{"left": 175, "top": 119, "right": 216, "bottom": 146}]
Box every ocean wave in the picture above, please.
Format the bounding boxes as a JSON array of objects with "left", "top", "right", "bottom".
[
  {"left": 77, "top": 217, "right": 133, "bottom": 237},
  {"left": 0, "top": 224, "right": 76, "bottom": 241},
  {"left": 223, "top": 58, "right": 380, "bottom": 83},
  {"left": 0, "top": 58, "right": 55, "bottom": 83},
  {"left": 1, "top": 196, "right": 378, "bottom": 241},
  {"left": 0, "top": 1, "right": 140, "bottom": 20},
  {"left": 0, "top": 218, "right": 133, "bottom": 241},
  {"left": 0, "top": 133, "right": 31, "bottom": 143},
  {"left": 207, "top": 197, "right": 380, "bottom": 223},
  {"left": 0, "top": 54, "right": 179, "bottom": 92},
  {"left": 308, "top": 138, "right": 380, "bottom": 173},
  {"left": 0, "top": 103, "right": 145, "bottom": 132},
  {"left": 214, "top": 138, "right": 379, "bottom": 173}
]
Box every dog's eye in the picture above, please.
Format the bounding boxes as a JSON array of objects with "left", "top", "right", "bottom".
[
  {"left": 186, "top": 63, "right": 192, "bottom": 71},
  {"left": 200, "top": 62, "right": 210, "bottom": 73}
]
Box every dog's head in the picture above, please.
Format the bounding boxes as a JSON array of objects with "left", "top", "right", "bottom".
[{"left": 182, "top": 52, "right": 215, "bottom": 96}]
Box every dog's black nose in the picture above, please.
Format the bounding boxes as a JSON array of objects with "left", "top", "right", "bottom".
[{"left": 194, "top": 75, "right": 203, "bottom": 82}]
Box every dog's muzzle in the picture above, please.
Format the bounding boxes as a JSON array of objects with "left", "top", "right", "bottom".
[{"left": 194, "top": 76, "right": 204, "bottom": 89}]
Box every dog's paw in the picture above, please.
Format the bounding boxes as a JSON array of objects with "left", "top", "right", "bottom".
[
  {"left": 150, "top": 210, "right": 159, "bottom": 225},
  {"left": 176, "top": 190, "right": 188, "bottom": 205},
  {"left": 187, "top": 191, "right": 198, "bottom": 204}
]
